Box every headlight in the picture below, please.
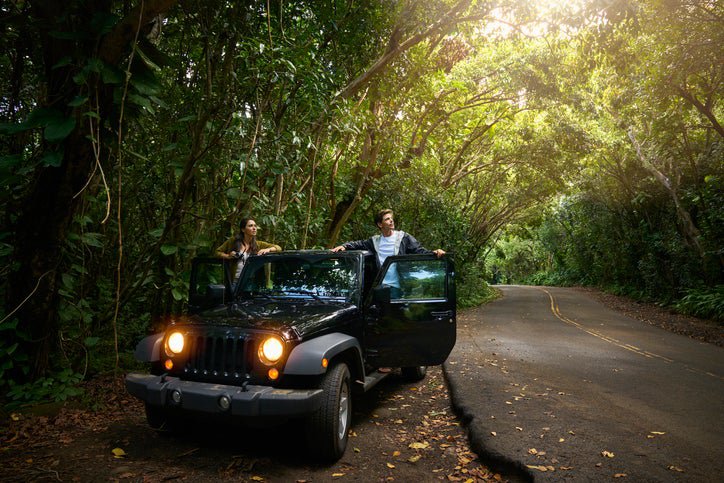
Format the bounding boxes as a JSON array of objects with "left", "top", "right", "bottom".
[
  {"left": 166, "top": 331, "right": 185, "bottom": 355},
  {"left": 258, "top": 336, "right": 284, "bottom": 365}
]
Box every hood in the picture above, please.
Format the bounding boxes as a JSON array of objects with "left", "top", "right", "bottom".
[{"left": 192, "top": 300, "right": 358, "bottom": 338}]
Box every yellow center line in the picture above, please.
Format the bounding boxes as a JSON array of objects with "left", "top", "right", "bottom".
[{"left": 539, "top": 287, "right": 720, "bottom": 380}]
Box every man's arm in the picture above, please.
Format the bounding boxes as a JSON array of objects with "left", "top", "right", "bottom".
[
  {"left": 331, "top": 238, "right": 373, "bottom": 252},
  {"left": 403, "top": 233, "right": 445, "bottom": 257}
]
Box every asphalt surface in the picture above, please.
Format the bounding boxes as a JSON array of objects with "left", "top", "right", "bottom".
[{"left": 444, "top": 285, "right": 724, "bottom": 482}]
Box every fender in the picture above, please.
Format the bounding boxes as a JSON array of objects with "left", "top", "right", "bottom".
[
  {"left": 134, "top": 333, "right": 164, "bottom": 362},
  {"left": 284, "top": 333, "right": 363, "bottom": 376}
]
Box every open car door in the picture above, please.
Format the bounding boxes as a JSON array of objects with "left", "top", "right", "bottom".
[
  {"left": 364, "top": 254, "right": 456, "bottom": 367},
  {"left": 188, "top": 257, "right": 233, "bottom": 314}
]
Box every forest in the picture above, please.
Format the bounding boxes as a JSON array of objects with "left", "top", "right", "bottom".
[{"left": 1, "top": 0, "right": 722, "bottom": 404}]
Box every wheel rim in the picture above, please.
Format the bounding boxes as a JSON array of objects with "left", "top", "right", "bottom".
[{"left": 337, "top": 380, "right": 349, "bottom": 440}]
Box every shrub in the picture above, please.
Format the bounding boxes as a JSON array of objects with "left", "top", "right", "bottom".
[{"left": 675, "top": 285, "right": 724, "bottom": 321}]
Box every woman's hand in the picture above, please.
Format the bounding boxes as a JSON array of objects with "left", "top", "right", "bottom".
[{"left": 257, "top": 247, "right": 275, "bottom": 255}]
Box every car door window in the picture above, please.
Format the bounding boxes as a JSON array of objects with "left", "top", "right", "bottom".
[
  {"left": 383, "top": 259, "right": 447, "bottom": 301},
  {"left": 190, "top": 260, "right": 226, "bottom": 299}
]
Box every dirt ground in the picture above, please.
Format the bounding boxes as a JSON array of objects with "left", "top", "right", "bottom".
[
  {"left": 0, "top": 367, "right": 505, "bottom": 482},
  {"left": 0, "top": 288, "right": 719, "bottom": 482}
]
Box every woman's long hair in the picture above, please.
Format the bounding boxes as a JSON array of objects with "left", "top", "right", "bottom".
[{"left": 234, "top": 218, "right": 258, "bottom": 254}]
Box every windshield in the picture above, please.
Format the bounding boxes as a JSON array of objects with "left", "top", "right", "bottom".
[{"left": 237, "top": 256, "right": 359, "bottom": 302}]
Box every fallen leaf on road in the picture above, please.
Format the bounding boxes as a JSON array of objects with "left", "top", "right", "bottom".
[
  {"left": 353, "top": 447, "right": 360, "bottom": 453},
  {"left": 409, "top": 442, "right": 429, "bottom": 449},
  {"left": 528, "top": 448, "right": 538, "bottom": 455},
  {"left": 112, "top": 448, "right": 126, "bottom": 459},
  {"left": 668, "top": 466, "right": 685, "bottom": 473},
  {"left": 601, "top": 451, "right": 615, "bottom": 458},
  {"left": 392, "top": 451, "right": 400, "bottom": 457},
  {"left": 387, "top": 463, "right": 395, "bottom": 468},
  {"left": 560, "top": 466, "right": 573, "bottom": 470},
  {"left": 526, "top": 465, "right": 554, "bottom": 472},
  {"left": 651, "top": 431, "right": 665, "bottom": 435},
  {"left": 559, "top": 438, "right": 565, "bottom": 443},
  {"left": 251, "top": 477, "right": 264, "bottom": 481},
  {"left": 490, "top": 432, "right": 497, "bottom": 437},
  {"left": 614, "top": 474, "right": 627, "bottom": 478},
  {"left": 332, "top": 473, "right": 345, "bottom": 477},
  {"left": 408, "top": 455, "right": 421, "bottom": 463},
  {"left": 515, "top": 427, "right": 523, "bottom": 431}
]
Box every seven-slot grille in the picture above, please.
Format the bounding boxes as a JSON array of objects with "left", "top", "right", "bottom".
[{"left": 182, "top": 330, "right": 258, "bottom": 380}]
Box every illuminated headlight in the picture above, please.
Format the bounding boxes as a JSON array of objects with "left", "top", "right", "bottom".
[
  {"left": 258, "top": 336, "right": 284, "bottom": 365},
  {"left": 166, "top": 331, "right": 185, "bottom": 356}
]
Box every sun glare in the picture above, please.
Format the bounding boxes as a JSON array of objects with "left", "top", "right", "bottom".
[{"left": 482, "top": 0, "right": 588, "bottom": 38}]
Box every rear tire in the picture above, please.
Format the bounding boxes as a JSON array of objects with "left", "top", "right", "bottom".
[
  {"left": 306, "top": 363, "right": 352, "bottom": 461},
  {"left": 401, "top": 366, "right": 427, "bottom": 381}
]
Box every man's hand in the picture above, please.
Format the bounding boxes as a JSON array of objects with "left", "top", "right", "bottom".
[
  {"left": 330, "top": 245, "right": 346, "bottom": 252},
  {"left": 433, "top": 249, "right": 445, "bottom": 258}
]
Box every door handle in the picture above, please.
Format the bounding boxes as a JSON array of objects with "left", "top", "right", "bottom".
[{"left": 431, "top": 310, "right": 453, "bottom": 319}]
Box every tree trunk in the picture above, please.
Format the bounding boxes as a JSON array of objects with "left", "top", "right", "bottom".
[
  {"left": 628, "top": 130, "right": 705, "bottom": 261},
  {"left": 10, "top": 130, "right": 97, "bottom": 379},
  {"left": 8, "top": 0, "right": 179, "bottom": 381}
]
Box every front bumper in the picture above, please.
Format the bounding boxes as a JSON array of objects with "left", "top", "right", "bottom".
[{"left": 126, "top": 373, "right": 323, "bottom": 417}]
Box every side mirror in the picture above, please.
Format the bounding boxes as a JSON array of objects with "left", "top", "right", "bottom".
[{"left": 372, "top": 285, "right": 391, "bottom": 305}]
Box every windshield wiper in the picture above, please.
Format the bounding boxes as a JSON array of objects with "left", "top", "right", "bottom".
[{"left": 285, "top": 289, "right": 325, "bottom": 302}]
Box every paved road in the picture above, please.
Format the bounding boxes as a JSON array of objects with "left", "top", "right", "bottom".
[{"left": 444, "top": 285, "right": 724, "bottom": 482}]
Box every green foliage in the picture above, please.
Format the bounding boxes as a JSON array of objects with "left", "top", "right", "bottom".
[
  {"left": 457, "top": 272, "right": 498, "bottom": 309},
  {"left": 2, "top": 0, "right": 722, "bottom": 391},
  {"left": 0, "top": 318, "right": 30, "bottom": 385},
  {"left": 524, "top": 270, "right": 576, "bottom": 287},
  {"left": 676, "top": 286, "right": 724, "bottom": 322},
  {"left": 4, "top": 369, "right": 84, "bottom": 410}
]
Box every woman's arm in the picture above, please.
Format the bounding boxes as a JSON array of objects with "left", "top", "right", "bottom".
[
  {"left": 256, "top": 240, "right": 282, "bottom": 255},
  {"left": 215, "top": 238, "right": 236, "bottom": 259}
]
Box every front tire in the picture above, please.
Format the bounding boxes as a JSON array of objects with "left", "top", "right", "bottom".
[
  {"left": 144, "top": 403, "right": 183, "bottom": 433},
  {"left": 306, "top": 363, "right": 352, "bottom": 461},
  {"left": 401, "top": 366, "right": 427, "bottom": 381}
]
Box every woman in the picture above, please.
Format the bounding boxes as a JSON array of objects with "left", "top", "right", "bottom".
[{"left": 215, "top": 218, "right": 282, "bottom": 283}]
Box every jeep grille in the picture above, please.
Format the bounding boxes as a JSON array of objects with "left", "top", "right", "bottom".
[{"left": 182, "top": 331, "right": 257, "bottom": 381}]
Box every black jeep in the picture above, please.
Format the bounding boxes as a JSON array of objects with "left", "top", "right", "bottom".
[{"left": 125, "top": 250, "right": 456, "bottom": 461}]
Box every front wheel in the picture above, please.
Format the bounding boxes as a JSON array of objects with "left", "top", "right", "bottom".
[
  {"left": 306, "top": 363, "right": 352, "bottom": 461},
  {"left": 144, "top": 403, "right": 183, "bottom": 433},
  {"left": 401, "top": 366, "right": 427, "bottom": 381}
]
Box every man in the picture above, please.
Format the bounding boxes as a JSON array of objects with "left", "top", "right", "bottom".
[
  {"left": 332, "top": 209, "right": 445, "bottom": 373},
  {"left": 331, "top": 209, "right": 445, "bottom": 292}
]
